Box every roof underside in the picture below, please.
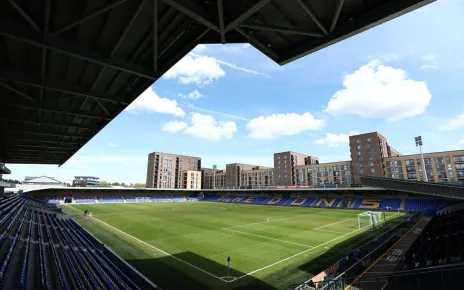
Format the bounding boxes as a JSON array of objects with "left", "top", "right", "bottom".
[{"left": 0, "top": 0, "right": 434, "bottom": 165}]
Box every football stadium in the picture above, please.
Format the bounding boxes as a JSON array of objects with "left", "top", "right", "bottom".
[{"left": 1, "top": 0, "right": 464, "bottom": 289}]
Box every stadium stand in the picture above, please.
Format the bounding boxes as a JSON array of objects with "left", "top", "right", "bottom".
[
  {"left": 151, "top": 196, "right": 173, "bottom": 203},
  {"left": 125, "top": 196, "right": 151, "bottom": 203},
  {"left": 379, "top": 199, "right": 401, "bottom": 211},
  {"left": 0, "top": 196, "right": 155, "bottom": 289},
  {"left": 313, "top": 198, "right": 341, "bottom": 208},
  {"left": 98, "top": 196, "right": 126, "bottom": 203},
  {"left": 398, "top": 209, "right": 464, "bottom": 270},
  {"left": 74, "top": 196, "right": 97, "bottom": 204},
  {"left": 404, "top": 199, "right": 453, "bottom": 212}
]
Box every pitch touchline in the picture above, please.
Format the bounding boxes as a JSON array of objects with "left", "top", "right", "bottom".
[
  {"left": 223, "top": 228, "right": 312, "bottom": 248},
  {"left": 67, "top": 206, "right": 227, "bottom": 283},
  {"left": 228, "top": 212, "right": 402, "bottom": 283}
]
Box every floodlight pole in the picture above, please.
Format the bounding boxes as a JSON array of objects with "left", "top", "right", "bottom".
[
  {"left": 415, "top": 136, "right": 428, "bottom": 182},
  {"left": 213, "top": 165, "right": 217, "bottom": 190}
]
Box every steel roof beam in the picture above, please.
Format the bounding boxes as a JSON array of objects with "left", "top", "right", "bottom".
[
  {"left": 240, "top": 23, "right": 324, "bottom": 37},
  {"left": 7, "top": 0, "right": 42, "bottom": 32},
  {"left": 0, "top": 81, "right": 37, "bottom": 103},
  {"left": 224, "top": 0, "right": 272, "bottom": 33},
  {"left": 0, "top": 102, "right": 112, "bottom": 121},
  {"left": 0, "top": 144, "right": 77, "bottom": 150},
  {"left": 0, "top": 17, "right": 158, "bottom": 81},
  {"left": 235, "top": 27, "right": 279, "bottom": 61},
  {"left": 330, "top": 0, "right": 345, "bottom": 32},
  {"left": 0, "top": 117, "right": 97, "bottom": 131},
  {"left": 5, "top": 138, "right": 82, "bottom": 145},
  {"left": 153, "top": 0, "right": 159, "bottom": 72},
  {"left": 0, "top": 70, "right": 127, "bottom": 105},
  {"left": 217, "top": 0, "right": 225, "bottom": 44},
  {"left": 0, "top": 129, "right": 90, "bottom": 140},
  {"left": 296, "top": 0, "right": 328, "bottom": 35},
  {"left": 52, "top": 0, "right": 131, "bottom": 35},
  {"left": 161, "top": 0, "right": 219, "bottom": 32},
  {"left": 280, "top": 0, "right": 433, "bottom": 65}
]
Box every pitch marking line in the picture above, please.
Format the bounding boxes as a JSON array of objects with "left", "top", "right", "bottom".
[
  {"left": 223, "top": 228, "right": 312, "bottom": 248},
  {"left": 224, "top": 212, "right": 317, "bottom": 230},
  {"left": 314, "top": 229, "right": 348, "bottom": 235},
  {"left": 314, "top": 218, "right": 354, "bottom": 230},
  {"left": 68, "top": 206, "right": 227, "bottom": 283},
  {"left": 228, "top": 212, "right": 402, "bottom": 283}
]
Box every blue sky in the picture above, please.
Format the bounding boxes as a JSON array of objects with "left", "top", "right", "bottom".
[{"left": 7, "top": 0, "right": 464, "bottom": 184}]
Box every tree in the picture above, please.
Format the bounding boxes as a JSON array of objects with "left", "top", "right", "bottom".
[
  {"left": 99, "top": 180, "right": 109, "bottom": 187},
  {"left": 111, "top": 182, "right": 121, "bottom": 186},
  {"left": 134, "top": 183, "right": 146, "bottom": 188}
]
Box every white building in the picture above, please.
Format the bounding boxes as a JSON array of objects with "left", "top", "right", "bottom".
[{"left": 21, "top": 176, "right": 66, "bottom": 192}]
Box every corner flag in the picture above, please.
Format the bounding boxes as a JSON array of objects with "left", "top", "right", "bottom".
[{"left": 227, "top": 256, "right": 231, "bottom": 278}]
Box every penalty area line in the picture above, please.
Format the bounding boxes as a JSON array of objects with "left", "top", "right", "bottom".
[
  {"left": 67, "top": 205, "right": 227, "bottom": 283},
  {"left": 228, "top": 220, "right": 381, "bottom": 283}
]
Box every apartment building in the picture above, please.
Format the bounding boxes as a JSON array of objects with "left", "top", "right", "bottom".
[
  {"left": 349, "top": 132, "right": 401, "bottom": 184},
  {"left": 240, "top": 166, "right": 274, "bottom": 187},
  {"left": 182, "top": 170, "right": 202, "bottom": 189},
  {"left": 225, "top": 163, "right": 257, "bottom": 187},
  {"left": 202, "top": 168, "right": 226, "bottom": 189},
  {"left": 146, "top": 152, "right": 201, "bottom": 189},
  {"left": 273, "top": 152, "right": 310, "bottom": 186},
  {"left": 295, "top": 161, "right": 353, "bottom": 186},
  {"left": 384, "top": 150, "right": 464, "bottom": 183}
]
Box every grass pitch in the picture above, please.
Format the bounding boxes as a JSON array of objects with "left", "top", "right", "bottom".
[{"left": 61, "top": 202, "right": 406, "bottom": 290}]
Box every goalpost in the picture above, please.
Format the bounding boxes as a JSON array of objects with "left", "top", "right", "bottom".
[{"left": 358, "top": 211, "right": 386, "bottom": 230}]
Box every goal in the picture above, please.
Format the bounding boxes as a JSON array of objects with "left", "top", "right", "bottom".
[{"left": 358, "top": 211, "right": 386, "bottom": 230}]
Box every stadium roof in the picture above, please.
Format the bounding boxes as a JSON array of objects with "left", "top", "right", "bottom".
[{"left": 0, "top": 0, "right": 433, "bottom": 165}]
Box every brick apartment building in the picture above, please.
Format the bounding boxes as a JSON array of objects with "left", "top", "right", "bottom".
[
  {"left": 146, "top": 152, "right": 201, "bottom": 189},
  {"left": 146, "top": 132, "right": 464, "bottom": 189}
]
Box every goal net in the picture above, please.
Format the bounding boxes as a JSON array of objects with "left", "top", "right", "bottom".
[{"left": 358, "top": 211, "right": 385, "bottom": 230}]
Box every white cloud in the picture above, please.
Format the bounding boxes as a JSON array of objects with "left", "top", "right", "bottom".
[
  {"left": 177, "top": 90, "right": 202, "bottom": 100},
  {"left": 215, "top": 59, "right": 269, "bottom": 77},
  {"left": 325, "top": 60, "right": 432, "bottom": 122},
  {"left": 440, "top": 113, "right": 464, "bottom": 130},
  {"left": 186, "top": 104, "right": 250, "bottom": 121},
  {"left": 193, "top": 44, "right": 207, "bottom": 53},
  {"left": 422, "top": 54, "right": 436, "bottom": 61},
  {"left": 420, "top": 64, "right": 438, "bottom": 71},
  {"left": 125, "top": 87, "right": 185, "bottom": 117},
  {"left": 420, "top": 54, "right": 438, "bottom": 71},
  {"left": 445, "top": 138, "right": 464, "bottom": 150},
  {"left": 189, "top": 52, "right": 268, "bottom": 77},
  {"left": 247, "top": 113, "right": 326, "bottom": 139},
  {"left": 109, "top": 143, "right": 118, "bottom": 148},
  {"left": 314, "top": 131, "right": 360, "bottom": 147},
  {"left": 242, "top": 43, "right": 251, "bottom": 48},
  {"left": 163, "top": 55, "right": 225, "bottom": 86},
  {"left": 184, "top": 113, "right": 237, "bottom": 141},
  {"left": 161, "top": 121, "right": 188, "bottom": 133}
]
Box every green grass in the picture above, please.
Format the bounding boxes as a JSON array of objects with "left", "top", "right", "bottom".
[{"left": 60, "top": 202, "right": 406, "bottom": 290}]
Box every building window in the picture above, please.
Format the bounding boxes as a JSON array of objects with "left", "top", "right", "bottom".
[
  {"left": 367, "top": 137, "right": 372, "bottom": 142},
  {"left": 454, "top": 156, "right": 464, "bottom": 163},
  {"left": 357, "top": 140, "right": 361, "bottom": 144},
  {"left": 437, "top": 172, "right": 447, "bottom": 179},
  {"left": 386, "top": 161, "right": 393, "bottom": 167},
  {"left": 435, "top": 157, "right": 444, "bottom": 164},
  {"left": 407, "top": 173, "right": 417, "bottom": 179},
  {"left": 405, "top": 159, "right": 415, "bottom": 166},
  {"left": 357, "top": 151, "right": 361, "bottom": 156}
]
